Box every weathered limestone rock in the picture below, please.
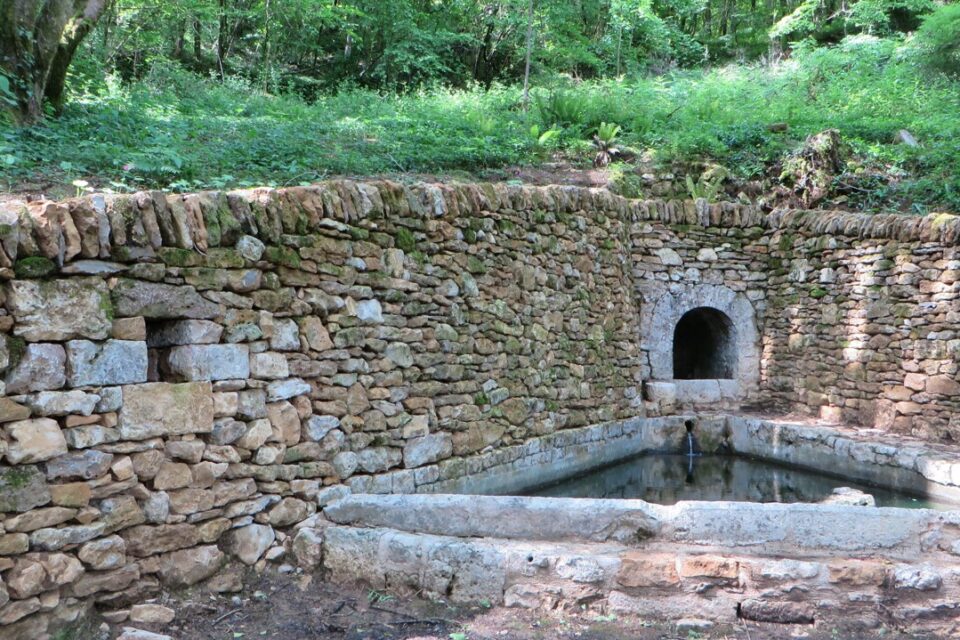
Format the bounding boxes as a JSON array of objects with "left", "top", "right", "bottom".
[
  {"left": 237, "top": 389, "right": 267, "bottom": 419},
  {"left": 0, "top": 398, "right": 30, "bottom": 423},
  {"left": 304, "top": 415, "right": 339, "bottom": 441},
  {"left": 267, "top": 401, "right": 300, "bottom": 446},
  {"left": 353, "top": 299, "right": 383, "bottom": 323},
  {"left": 46, "top": 449, "right": 113, "bottom": 480},
  {"left": 384, "top": 342, "right": 413, "bottom": 368},
  {"left": 298, "top": 316, "right": 332, "bottom": 351},
  {"left": 157, "top": 545, "right": 224, "bottom": 587},
  {"left": 357, "top": 447, "right": 402, "bottom": 473},
  {"left": 122, "top": 524, "right": 200, "bottom": 557},
  {"left": 112, "top": 279, "right": 221, "bottom": 319},
  {"left": 68, "top": 563, "right": 139, "bottom": 598},
  {"left": 0, "top": 465, "right": 51, "bottom": 512},
  {"left": 266, "top": 378, "right": 311, "bottom": 401},
  {"left": 25, "top": 390, "right": 100, "bottom": 417},
  {"left": 40, "top": 552, "right": 84, "bottom": 586},
  {"left": 4, "top": 418, "right": 67, "bottom": 464},
  {"left": 332, "top": 452, "right": 359, "bottom": 479},
  {"left": 250, "top": 352, "right": 289, "bottom": 379},
  {"left": 30, "top": 522, "right": 105, "bottom": 550},
  {"left": 268, "top": 318, "right": 300, "bottom": 351},
  {"left": 143, "top": 491, "right": 170, "bottom": 524},
  {"left": 268, "top": 497, "right": 311, "bottom": 527},
  {"left": 0, "top": 533, "right": 29, "bottom": 555},
  {"left": 738, "top": 599, "right": 815, "bottom": 624},
  {"left": 7, "top": 278, "right": 112, "bottom": 341},
  {"left": 5, "top": 343, "right": 66, "bottom": 394},
  {"left": 65, "top": 340, "right": 148, "bottom": 386},
  {"left": 78, "top": 535, "right": 127, "bottom": 570},
  {"left": 3, "top": 506, "right": 77, "bottom": 532},
  {"left": 617, "top": 553, "right": 680, "bottom": 588},
  {"left": 6, "top": 559, "right": 46, "bottom": 598},
  {"left": 893, "top": 565, "right": 942, "bottom": 591},
  {"left": 292, "top": 528, "right": 324, "bottom": 568},
  {"left": 119, "top": 382, "right": 214, "bottom": 439},
  {"left": 148, "top": 319, "right": 224, "bottom": 347},
  {"left": 153, "top": 462, "right": 192, "bottom": 491},
  {"left": 111, "top": 316, "right": 146, "bottom": 340},
  {"left": 403, "top": 433, "right": 452, "bottom": 468},
  {"left": 129, "top": 604, "right": 176, "bottom": 625},
  {"left": 49, "top": 482, "right": 91, "bottom": 508},
  {"left": 166, "top": 345, "right": 250, "bottom": 381},
  {"left": 236, "top": 418, "right": 272, "bottom": 450},
  {"left": 236, "top": 235, "right": 265, "bottom": 261},
  {"left": 223, "top": 524, "right": 275, "bottom": 565}
]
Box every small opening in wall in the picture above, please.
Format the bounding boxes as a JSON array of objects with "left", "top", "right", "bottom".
[
  {"left": 673, "top": 307, "right": 735, "bottom": 380},
  {"left": 684, "top": 419, "right": 695, "bottom": 433}
]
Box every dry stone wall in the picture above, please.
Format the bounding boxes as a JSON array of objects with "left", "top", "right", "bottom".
[
  {"left": 0, "top": 181, "right": 650, "bottom": 636},
  {"left": 0, "top": 180, "right": 959, "bottom": 635}
]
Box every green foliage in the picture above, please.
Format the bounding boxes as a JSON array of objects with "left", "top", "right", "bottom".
[
  {"left": 534, "top": 90, "right": 588, "bottom": 130},
  {"left": 595, "top": 122, "right": 621, "bottom": 145},
  {"left": 915, "top": 4, "right": 960, "bottom": 77},
  {"left": 686, "top": 167, "right": 728, "bottom": 202},
  {"left": 14, "top": 257, "right": 57, "bottom": 279},
  {"left": 2, "top": 31, "right": 959, "bottom": 214},
  {"left": 395, "top": 228, "right": 417, "bottom": 253}
]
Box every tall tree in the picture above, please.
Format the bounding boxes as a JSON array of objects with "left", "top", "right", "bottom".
[
  {"left": 0, "top": 0, "right": 113, "bottom": 124},
  {"left": 522, "top": 0, "right": 534, "bottom": 108}
]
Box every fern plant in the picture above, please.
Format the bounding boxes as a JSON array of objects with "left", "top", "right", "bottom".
[
  {"left": 592, "top": 122, "right": 622, "bottom": 168},
  {"left": 685, "top": 168, "right": 728, "bottom": 202},
  {"left": 534, "top": 90, "right": 587, "bottom": 130}
]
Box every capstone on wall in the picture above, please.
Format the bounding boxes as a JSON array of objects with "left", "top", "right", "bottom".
[{"left": 0, "top": 180, "right": 958, "bottom": 635}]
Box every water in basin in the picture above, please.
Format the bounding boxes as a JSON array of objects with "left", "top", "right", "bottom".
[{"left": 525, "top": 454, "right": 953, "bottom": 510}]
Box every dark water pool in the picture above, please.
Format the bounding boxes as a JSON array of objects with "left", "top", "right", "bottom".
[{"left": 526, "top": 454, "right": 953, "bottom": 510}]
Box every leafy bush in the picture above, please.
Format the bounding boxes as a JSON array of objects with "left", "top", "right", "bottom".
[
  {"left": 533, "top": 90, "right": 588, "bottom": 131},
  {"left": 915, "top": 4, "right": 960, "bottom": 77},
  {"left": 3, "top": 38, "right": 959, "bottom": 214}
]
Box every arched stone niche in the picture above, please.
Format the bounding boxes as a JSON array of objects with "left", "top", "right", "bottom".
[{"left": 640, "top": 284, "right": 760, "bottom": 402}]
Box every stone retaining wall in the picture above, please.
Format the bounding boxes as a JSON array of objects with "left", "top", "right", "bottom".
[{"left": 0, "top": 180, "right": 959, "bottom": 635}]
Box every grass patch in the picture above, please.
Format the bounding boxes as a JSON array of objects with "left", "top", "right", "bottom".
[{"left": 1, "top": 36, "right": 958, "bottom": 212}]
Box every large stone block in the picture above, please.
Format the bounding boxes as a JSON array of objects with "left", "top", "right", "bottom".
[
  {"left": 46, "top": 449, "right": 113, "bottom": 480},
  {"left": 65, "top": 340, "right": 148, "bottom": 387},
  {"left": 223, "top": 524, "right": 275, "bottom": 565},
  {"left": 4, "top": 418, "right": 67, "bottom": 464},
  {"left": 157, "top": 545, "right": 224, "bottom": 587},
  {"left": 0, "top": 465, "right": 51, "bottom": 512},
  {"left": 147, "top": 320, "right": 224, "bottom": 347},
  {"left": 165, "top": 345, "right": 250, "bottom": 381},
  {"left": 111, "top": 279, "right": 221, "bottom": 319},
  {"left": 4, "top": 343, "right": 66, "bottom": 394},
  {"left": 403, "top": 433, "right": 453, "bottom": 468},
  {"left": 7, "top": 278, "right": 112, "bottom": 341},
  {"left": 119, "top": 382, "right": 214, "bottom": 440}
]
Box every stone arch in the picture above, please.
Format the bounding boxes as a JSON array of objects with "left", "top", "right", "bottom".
[
  {"left": 673, "top": 307, "right": 736, "bottom": 379},
  {"left": 641, "top": 284, "right": 760, "bottom": 392}
]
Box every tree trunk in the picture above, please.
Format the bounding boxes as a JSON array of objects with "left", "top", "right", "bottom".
[
  {"left": 193, "top": 16, "right": 202, "bottom": 63},
  {"left": 217, "top": 0, "right": 228, "bottom": 79},
  {"left": 0, "top": 0, "right": 112, "bottom": 125},
  {"left": 260, "top": 0, "right": 271, "bottom": 90},
  {"left": 172, "top": 18, "right": 186, "bottom": 59},
  {"left": 521, "top": 0, "right": 534, "bottom": 110}
]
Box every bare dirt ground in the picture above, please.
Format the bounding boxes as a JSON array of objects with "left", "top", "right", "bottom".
[{"left": 115, "top": 570, "right": 948, "bottom": 640}]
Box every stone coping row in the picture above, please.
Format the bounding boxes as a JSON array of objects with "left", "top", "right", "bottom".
[
  {"left": 727, "top": 414, "right": 960, "bottom": 491},
  {"left": 1, "top": 180, "right": 958, "bottom": 270},
  {"left": 324, "top": 493, "right": 959, "bottom": 560},
  {"left": 320, "top": 522, "right": 960, "bottom": 628}
]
